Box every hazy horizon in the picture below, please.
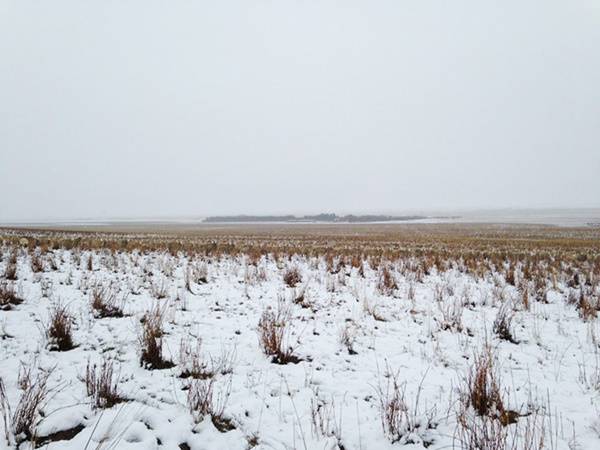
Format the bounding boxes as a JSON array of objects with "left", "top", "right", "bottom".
[{"left": 2, "top": 1, "right": 599, "bottom": 222}]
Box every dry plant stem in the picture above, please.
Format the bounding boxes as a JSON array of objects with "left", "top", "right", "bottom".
[
  {"left": 187, "top": 378, "right": 234, "bottom": 431},
  {"left": 179, "top": 336, "right": 212, "bottom": 379},
  {"left": 86, "top": 358, "right": 122, "bottom": 410},
  {"left": 2, "top": 366, "right": 55, "bottom": 445},
  {"left": 493, "top": 303, "right": 517, "bottom": 344},
  {"left": 466, "top": 346, "right": 505, "bottom": 418},
  {"left": 377, "top": 264, "right": 398, "bottom": 296},
  {"left": 47, "top": 303, "right": 75, "bottom": 351},
  {"left": 0, "top": 377, "right": 12, "bottom": 445},
  {"left": 4, "top": 251, "right": 18, "bottom": 280},
  {"left": 283, "top": 266, "right": 302, "bottom": 288},
  {"left": 90, "top": 284, "right": 123, "bottom": 318},
  {"left": 257, "top": 308, "right": 300, "bottom": 364},
  {"left": 376, "top": 367, "right": 436, "bottom": 445},
  {"left": 139, "top": 302, "right": 173, "bottom": 369},
  {"left": 0, "top": 281, "right": 23, "bottom": 310}
]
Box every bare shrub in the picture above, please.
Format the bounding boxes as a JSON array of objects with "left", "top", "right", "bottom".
[
  {"left": 30, "top": 250, "right": 45, "bottom": 273},
  {"left": 184, "top": 265, "right": 194, "bottom": 293},
  {"left": 566, "top": 287, "right": 579, "bottom": 306},
  {"left": 455, "top": 410, "right": 511, "bottom": 450},
  {"left": 257, "top": 308, "right": 299, "bottom": 364},
  {"left": 4, "top": 250, "right": 17, "bottom": 280},
  {"left": 47, "top": 303, "right": 76, "bottom": 351},
  {"left": 576, "top": 288, "right": 598, "bottom": 322},
  {"left": 493, "top": 303, "right": 517, "bottom": 343},
  {"left": 377, "top": 264, "right": 398, "bottom": 296},
  {"left": 452, "top": 344, "right": 551, "bottom": 449},
  {"left": 47, "top": 253, "right": 58, "bottom": 271},
  {"left": 433, "top": 284, "right": 444, "bottom": 302},
  {"left": 150, "top": 276, "right": 170, "bottom": 299},
  {"left": 215, "top": 344, "right": 238, "bottom": 376},
  {"left": 159, "top": 255, "right": 175, "bottom": 278},
  {"left": 139, "top": 302, "right": 173, "bottom": 369},
  {"left": 291, "top": 285, "right": 311, "bottom": 308},
  {"left": 376, "top": 369, "right": 436, "bottom": 446},
  {"left": 283, "top": 266, "right": 302, "bottom": 288},
  {"left": 192, "top": 260, "right": 208, "bottom": 284},
  {"left": 438, "top": 297, "right": 463, "bottom": 332},
  {"left": 455, "top": 394, "right": 547, "bottom": 450},
  {"left": 339, "top": 323, "right": 357, "bottom": 355},
  {"left": 0, "top": 281, "right": 23, "bottom": 310},
  {"left": 310, "top": 391, "right": 342, "bottom": 443},
  {"left": 90, "top": 284, "right": 124, "bottom": 318},
  {"left": 0, "top": 366, "right": 54, "bottom": 445},
  {"left": 40, "top": 278, "right": 53, "bottom": 299},
  {"left": 86, "top": 358, "right": 123, "bottom": 409},
  {"left": 0, "top": 377, "right": 11, "bottom": 444},
  {"left": 464, "top": 346, "right": 505, "bottom": 418},
  {"left": 567, "top": 286, "right": 598, "bottom": 321},
  {"left": 325, "top": 253, "right": 341, "bottom": 274},
  {"left": 187, "top": 378, "right": 234, "bottom": 431},
  {"left": 244, "top": 262, "right": 268, "bottom": 286},
  {"left": 504, "top": 267, "right": 516, "bottom": 286},
  {"left": 179, "top": 336, "right": 212, "bottom": 379},
  {"left": 520, "top": 288, "right": 530, "bottom": 310}
]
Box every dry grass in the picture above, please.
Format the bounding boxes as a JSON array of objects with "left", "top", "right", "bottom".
[
  {"left": 376, "top": 368, "right": 436, "bottom": 446},
  {"left": 464, "top": 346, "right": 505, "bottom": 418},
  {"left": 493, "top": 303, "right": 517, "bottom": 344},
  {"left": 86, "top": 358, "right": 123, "bottom": 409},
  {"left": 3, "top": 250, "right": 18, "bottom": 280},
  {"left": 30, "top": 250, "right": 45, "bottom": 273},
  {"left": 257, "top": 308, "right": 300, "bottom": 364},
  {"left": 0, "top": 224, "right": 597, "bottom": 447},
  {"left": 338, "top": 323, "right": 357, "bottom": 355},
  {"left": 90, "top": 284, "right": 124, "bottom": 318},
  {"left": 0, "top": 366, "right": 54, "bottom": 445},
  {"left": 47, "top": 303, "right": 76, "bottom": 351},
  {"left": 139, "top": 302, "right": 173, "bottom": 369},
  {"left": 3, "top": 223, "right": 597, "bottom": 267},
  {"left": 310, "top": 391, "right": 342, "bottom": 442},
  {"left": 452, "top": 345, "right": 549, "bottom": 450},
  {"left": 0, "top": 377, "right": 10, "bottom": 444},
  {"left": 179, "top": 336, "right": 212, "bottom": 379},
  {"left": 283, "top": 266, "right": 302, "bottom": 288},
  {"left": 0, "top": 281, "right": 23, "bottom": 310},
  {"left": 186, "top": 378, "right": 234, "bottom": 431},
  {"left": 377, "top": 263, "right": 398, "bottom": 296}
]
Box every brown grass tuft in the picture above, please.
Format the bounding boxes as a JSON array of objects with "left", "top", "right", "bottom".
[
  {"left": 139, "top": 302, "right": 174, "bottom": 369},
  {"left": 86, "top": 358, "right": 123, "bottom": 409},
  {"left": 90, "top": 284, "right": 124, "bottom": 318},
  {"left": 257, "top": 309, "right": 300, "bottom": 364},
  {"left": 283, "top": 266, "right": 302, "bottom": 288},
  {"left": 0, "top": 281, "right": 23, "bottom": 310},
  {"left": 47, "top": 303, "right": 76, "bottom": 351}
]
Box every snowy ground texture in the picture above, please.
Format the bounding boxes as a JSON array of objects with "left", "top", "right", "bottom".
[{"left": 1, "top": 228, "right": 600, "bottom": 450}]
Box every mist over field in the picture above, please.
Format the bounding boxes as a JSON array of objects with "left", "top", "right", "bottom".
[{"left": 1, "top": 1, "right": 599, "bottom": 223}]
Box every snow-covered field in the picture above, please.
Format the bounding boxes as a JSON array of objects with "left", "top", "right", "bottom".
[{"left": 1, "top": 227, "right": 599, "bottom": 449}]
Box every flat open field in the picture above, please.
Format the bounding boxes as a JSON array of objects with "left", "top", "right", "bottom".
[{"left": 1, "top": 223, "right": 599, "bottom": 449}]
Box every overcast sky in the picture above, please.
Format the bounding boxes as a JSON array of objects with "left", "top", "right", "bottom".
[{"left": 1, "top": 1, "right": 599, "bottom": 222}]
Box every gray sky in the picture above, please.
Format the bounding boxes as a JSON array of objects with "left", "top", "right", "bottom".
[{"left": 1, "top": 1, "right": 599, "bottom": 222}]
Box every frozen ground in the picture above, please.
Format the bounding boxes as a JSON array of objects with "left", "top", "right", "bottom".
[{"left": 0, "top": 232, "right": 599, "bottom": 449}]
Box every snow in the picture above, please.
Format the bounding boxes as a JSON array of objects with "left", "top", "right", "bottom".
[{"left": 0, "top": 238, "right": 599, "bottom": 449}]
